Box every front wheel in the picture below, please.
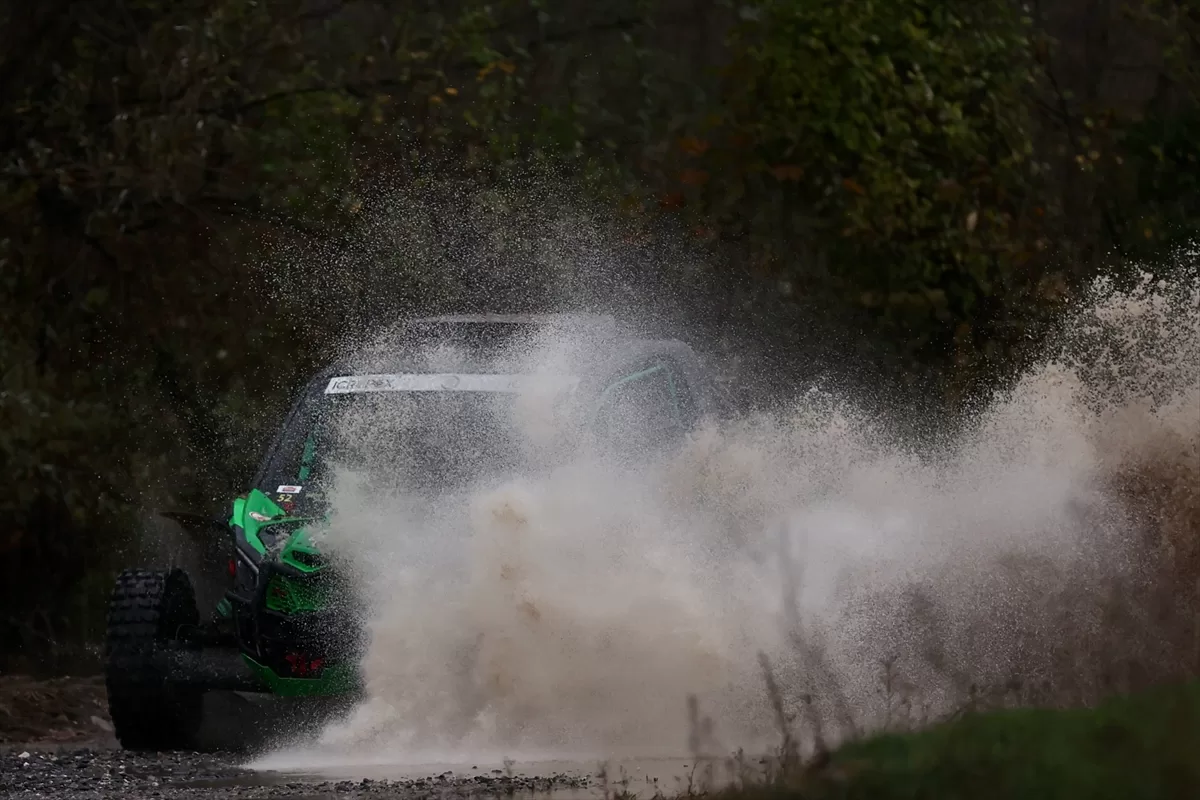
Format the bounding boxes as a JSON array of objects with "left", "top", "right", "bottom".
[{"left": 104, "top": 568, "right": 204, "bottom": 750}]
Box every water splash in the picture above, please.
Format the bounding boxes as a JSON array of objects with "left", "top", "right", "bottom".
[{"left": 254, "top": 229, "right": 1198, "bottom": 771}]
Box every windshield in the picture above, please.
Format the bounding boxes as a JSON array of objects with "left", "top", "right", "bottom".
[{"left": 257, "top": 372, "right": 579, "bottom": 511}]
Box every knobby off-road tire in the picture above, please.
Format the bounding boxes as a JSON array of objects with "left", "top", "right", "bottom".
[{"left": 104, "top": 568, "right": 204, "bottom": 751}]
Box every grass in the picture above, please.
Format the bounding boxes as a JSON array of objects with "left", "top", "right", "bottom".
[{"left": 696, "top": 679, "right": 1200, "bottom": 800}]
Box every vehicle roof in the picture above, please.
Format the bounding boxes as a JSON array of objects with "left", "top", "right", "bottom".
[
  {"left": 406, "top": 312, "right": 617, "bottom": 325},
  {"left": 307, "top": 336, "right": 699, "bottom": 386},
  {"left": 302, "top": 313, "right": 712, "bottom": 392},
  {"left": 304, "top": 313, "right": 623, "bottom": 375},
  {"left": 401, "top": 313, "right": 620, "bottom": 339}
]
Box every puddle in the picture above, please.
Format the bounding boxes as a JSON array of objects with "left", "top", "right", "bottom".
[{"left": 190, "top": 755, "right": 770, "bottom": 798}]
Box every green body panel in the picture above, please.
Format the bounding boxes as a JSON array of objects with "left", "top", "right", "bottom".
[
  {"left": 278, "top": 526, "right": 324, "bottom": 573},
  {"left": 241, "top": 655, "right": 357, "bottom": 696},
  {"left": 265, "top": 573, "right": 329, "bottom": 613},
  {"left": 225, "top": 489, "right": 342, "bottom": 696},
  {"left": 229, "top": 490, "right": 284, "bottom": 555},
  {"left": 229, "top": 489, "right": 324, "bottom": 573}
]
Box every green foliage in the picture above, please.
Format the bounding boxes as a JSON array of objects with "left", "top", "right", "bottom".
[
  {"left": 661, "top": 0, "right": 1051, "bottom": 388},
  {"left": 766, "top": 680, "right": 1200, "bottom": 799},
  {"left": 1103, "top": 0, "right": 1200, "bottom": 255}
]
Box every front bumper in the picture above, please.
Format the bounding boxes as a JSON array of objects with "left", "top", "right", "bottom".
[{"left": 226, "top": 558, "right": 364, "bottom": 695}]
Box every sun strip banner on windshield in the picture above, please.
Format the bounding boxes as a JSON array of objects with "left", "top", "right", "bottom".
[{"left": 323, "top": 373, "right": 580, "bottom": 394}]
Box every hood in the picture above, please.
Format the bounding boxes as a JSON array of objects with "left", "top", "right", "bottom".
[{"left": 230, "top": 488, "right": 326, "bottom": 574}]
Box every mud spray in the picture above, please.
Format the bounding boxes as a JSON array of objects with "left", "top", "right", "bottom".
[{"left": 252, "top": 183, "right": 1198, "bottom": 772}]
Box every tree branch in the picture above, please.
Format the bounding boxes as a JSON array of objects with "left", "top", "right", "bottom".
[{"left": 195, "top": 195, "right": 352, "bottom": 249}]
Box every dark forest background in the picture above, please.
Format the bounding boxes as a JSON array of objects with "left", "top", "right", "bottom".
[{"left": 1, "top": 0, "right": 1197, "bottom": 673}]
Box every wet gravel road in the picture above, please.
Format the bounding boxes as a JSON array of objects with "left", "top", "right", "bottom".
[
  {"left": 0, "top": 678, "right": 596, "bottom": 799},
  {"left": 1, "top": 747, "right": 597, "bottom": 800},
  {"left": 0, "top": 679, "right": 714, "bottom": 799}
]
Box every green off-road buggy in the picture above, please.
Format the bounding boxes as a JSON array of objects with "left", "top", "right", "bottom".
[{"left": 103, "top": 314, "right": 720, "bottom": 750}]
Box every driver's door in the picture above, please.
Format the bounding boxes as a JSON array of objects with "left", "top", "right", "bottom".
[{"left": 591, "top": 357, "right": 696, "bottom": 455}]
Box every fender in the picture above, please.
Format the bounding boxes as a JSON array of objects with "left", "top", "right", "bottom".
[{"left": 159, "top": 510, "right": 229, "bottom": 541}]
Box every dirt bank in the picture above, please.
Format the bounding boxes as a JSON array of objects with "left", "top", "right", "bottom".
[{"left": 0, "top": 675, "right": 115, "bottom": 748}]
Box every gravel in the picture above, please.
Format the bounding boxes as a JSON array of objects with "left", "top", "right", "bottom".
[
  {"left": 0, "top": 678, "right": 649, "bottom": 799},
  {"left": 0, "top": 747, "right": 598, "bottom": 800}
]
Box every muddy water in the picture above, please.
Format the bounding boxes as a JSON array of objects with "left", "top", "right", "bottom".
[
  {"left": 239, "top": 754, "right": 760, "bottom": 799},
  {"left": 234, "top": 260, "right": 1200, "bottom": 776}
]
